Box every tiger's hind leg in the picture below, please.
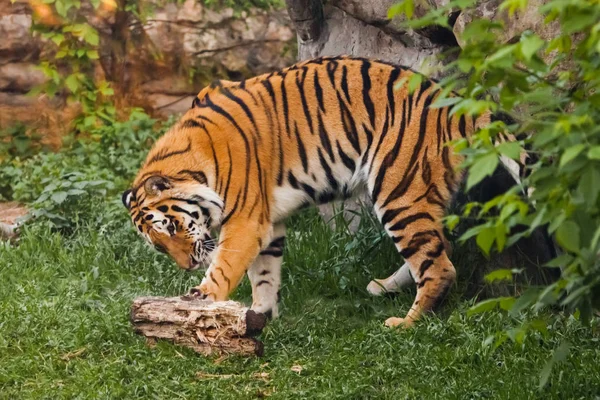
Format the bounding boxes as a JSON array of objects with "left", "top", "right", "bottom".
[
  {"left": 366, "top": 262, "right": 413, "bottom": 296},
  {"left": 376, "top": 202, "right": 456, "bottom": 327},
  {"left": 247, "top": 223, "right": 285, "bottom": 319},
  {"left": 367, "top": 237, "right": 452, "bottom": 296}
]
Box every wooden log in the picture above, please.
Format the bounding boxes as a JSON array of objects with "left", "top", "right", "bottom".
[{"left": 130, "top": 296, "right": 267, "bottom": 357}]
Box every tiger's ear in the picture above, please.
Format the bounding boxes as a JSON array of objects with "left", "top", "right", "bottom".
[
  {"left": 122, "top": 189, "right": 133, "bottom": 210},
  {"left": 144, "top": 176, "right": 171, "bottom": 197},
  {"left": 192, "top": 80, "right": 238, "bottom": 109},
  {"left": 191, "top": 96, "right": 202, "bottom": 109}
]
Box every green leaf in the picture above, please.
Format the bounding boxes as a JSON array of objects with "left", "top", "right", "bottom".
[
  {"left": 476, "top": 226, "right": 495, "bottom": 256},
  {"left": 64, "top": 74, "right": 79, "bottom": 93},
  {"left": 577, "top": 166, "right": 600, "bottom": 209},
  {"left": 387, "top": 2, "right": 404, "bottom": 19},
  {"left": 520, "top": 33, "right": 545, "bottom": 60},
  {"left": 50, "top": 33, "right": 65, "bottom": 46},
  {"left": 87, "top": 49, "right": 99, "bottom": 59},
  {"left": 408, "top": 73, "right": 423, "bottom": 94},
  {"left": 467, "top": 298, "right": 499, "bottom": 316},
  {"left": 560, "top": 285, "right": 589, "bottom": 307},
  {"left": 539, "top": 342, "right": 571, "bottom": 389},
  {"left": 486, "top": 44, "right": 517, "bottom": 65},
  {"left": 555, "top": 220, "right": 580, "bottom": 253},
  {"left": 496, "top": 142, "right": 522, "bottom": 160},
  {"left": 55, "top": 0, "right": 67, "bottom": 17},
  {"left": 82, "top": 26, "right": 99, "bottom": 46},
  {"left": 387, "top": 0, "right": 414, "bottom": 19},
  {"left": 545, "top": 254, "right": 573, "bottom": 268},
  {"left": 83, "top": 115, "right": 97, "bottom": 127},
  {"left": 484, "top": 269, "right": 513, "bottom": 283},
  {"left": 51, "top": 191, "right": 68, "bottom": 204},
  {"left": 495, "top": 222, "right": 507, "bottom": 251},
  {"left": 588, "top": 146, "right": 600, "bottom": 160},
  {"left": 430, "top": 96, "right": 462, "bottom": 109},
  {"left": 548, "top": 213, "right": 566, "bottom": 234},
  {"left": 444, "top": 214, "right": 460, "bottom": 231},
  {"left": 467, "top": 153, "right": 499, "bottom": 190},
  {"left": 559, "top": 144, "right": 586, "bottom": 168},
  {"left": 510, "top": 288, "right": 540, "bottom": 317},
  {"left": 459, "top": 225, "right": 485, "bottom": 242},
  {"left": 499, "top": 297, "right": 516, "bottom": 311}
]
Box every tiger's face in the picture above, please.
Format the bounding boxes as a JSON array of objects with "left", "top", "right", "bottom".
[{"left": 122, "top": 175, "right": 224, "bottom": 271}]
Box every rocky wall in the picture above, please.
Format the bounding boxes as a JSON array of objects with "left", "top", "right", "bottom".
[{"left": 0, "top": 0, "right": 295, "bottom": 144}]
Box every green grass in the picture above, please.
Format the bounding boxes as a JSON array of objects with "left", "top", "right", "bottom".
[{"left": 1, "top": 204, "right": 599, "bottom": 399}]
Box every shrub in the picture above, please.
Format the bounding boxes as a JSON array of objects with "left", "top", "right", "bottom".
[
  {"left": 0, "top": 111, "right": 175, "bottom": 228},
  {"left": 389, "top": 0, "right": 600, "bottom": 387}
]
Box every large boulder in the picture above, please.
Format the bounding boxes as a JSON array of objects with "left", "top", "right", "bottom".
[{"left": 293, "top": 0, "right": 450, "bottom": 76}]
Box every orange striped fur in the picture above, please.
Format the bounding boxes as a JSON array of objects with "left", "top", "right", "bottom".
[{"left": 123, "top": 56, "right": 494, "bottom": 326}]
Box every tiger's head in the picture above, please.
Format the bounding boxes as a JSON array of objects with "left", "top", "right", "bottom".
[{"left": 122, "top": 175, "right": 224, "bottom": 271}]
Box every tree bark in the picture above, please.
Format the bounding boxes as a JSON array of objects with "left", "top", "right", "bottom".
[
  {"left": 285, "top": 0, "right": 324, "bottom": 42},
  {"left": 130, "top": 297, "right": 267, "bottom": 356}
]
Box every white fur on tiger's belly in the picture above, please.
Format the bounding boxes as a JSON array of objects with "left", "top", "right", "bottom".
[{"left": 272, "top": 186, "right": 312, "bottom": 221}]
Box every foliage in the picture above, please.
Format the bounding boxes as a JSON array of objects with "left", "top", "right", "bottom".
[
  {"left": 0, "top": 110, "right": 174, "bottom": 227},
  {"left": 390, "top": 0, "right": 600, "bottom": 386},
  {"left": 27, "top": 0, "right": 117, "bottom": 130},
  {"left": 24, "top": 0, "right": 285, "bottom": 132},
  {"left": 0, "top": 123, "right": 46, "bottom": 161}
]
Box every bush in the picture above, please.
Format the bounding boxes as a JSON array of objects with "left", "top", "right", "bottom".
[
  {"left": 0, "top": 110, "right": 175, "bottom": 228},
  {"left": 390, "top": 0, "right": 600, "bottom": 387}
]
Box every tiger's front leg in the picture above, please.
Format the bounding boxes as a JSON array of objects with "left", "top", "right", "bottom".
[
  {"left": 247, "top": 223, "right": 285, "bottom": 318},
  {"left": 190, "top": 217, "right": 271, "bottom": 301}
]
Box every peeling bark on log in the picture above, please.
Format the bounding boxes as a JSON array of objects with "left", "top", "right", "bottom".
[{"left": 130, "top": 297, "right": 267, "bottom": 357}]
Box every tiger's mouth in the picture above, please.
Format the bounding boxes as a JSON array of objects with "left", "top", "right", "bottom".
[{"left": 188, "top": 237, "right": 217, "bottom": 271}]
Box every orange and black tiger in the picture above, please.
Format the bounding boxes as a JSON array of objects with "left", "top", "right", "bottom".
[{"left": 122, "top": 56, "right": 507, "bottom": 327}]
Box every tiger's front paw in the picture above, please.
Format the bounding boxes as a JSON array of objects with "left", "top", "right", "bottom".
[
  {"left": 188, "top": 286, "right": 213, "bottom": 300},
  {"left": 189, "top": 277, "right": 227, "bottom": 301},
  {"left": 384, "top": 316, "right": 414, "bottom": 328},
  {"left": 189, "top": 279, "right": 217, "bottom": 301}
]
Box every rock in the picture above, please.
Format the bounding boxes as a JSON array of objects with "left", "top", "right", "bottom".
[
  {"left": 296, "top": 4, "right": 446, "bottom": 77},
  {"left": 332, "top": 0, "right": 457, "bottom": 47},
  {"left": 453, "top": 0, "right": 559, "bottom": 49},
  {"left": 0, "top": 1, "right": 295, "bottom": 131},
  {"left": 146, "top": 94, "right": 196, "bottom": 116},
  {"left": 0, "top": 63, "right": 46, "bottom": 92},
  {"left": 0, "top": 12, "right": 37, "bottom": 62},
  {"left": 0, "top": 202, "right": 28, "bottom": 242},
  {"left": 177, "top": 0, "right": 204, "bottom": 22}
]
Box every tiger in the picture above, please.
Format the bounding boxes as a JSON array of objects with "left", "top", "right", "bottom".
[{"left": 122, "top": 55, "right": 513, "bottom": 327}]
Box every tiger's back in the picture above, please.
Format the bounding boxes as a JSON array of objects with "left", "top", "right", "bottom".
[{"left": 125, "top": 56, "right": 490, "bottom": 326}]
